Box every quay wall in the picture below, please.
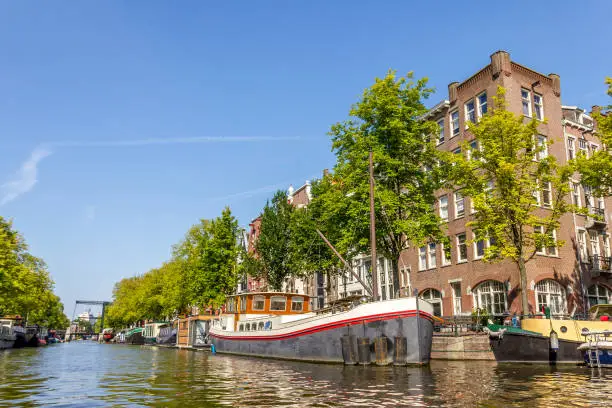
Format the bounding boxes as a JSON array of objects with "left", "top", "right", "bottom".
[{"left": 431, "top": 333, "right": 494, "bottom": 360}]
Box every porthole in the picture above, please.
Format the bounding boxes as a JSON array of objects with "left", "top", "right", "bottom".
[{"left": 560, "top": 326, "right": 567, "bottom": 333}]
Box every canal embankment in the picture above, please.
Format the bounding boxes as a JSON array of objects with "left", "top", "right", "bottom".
[{"left": 431, "top": 333, "right": 494, "bottom": 360}]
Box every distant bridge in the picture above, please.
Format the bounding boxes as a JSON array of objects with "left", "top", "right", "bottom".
[{"left": 69, "top": 300, "right": 112, "bottom": 339}]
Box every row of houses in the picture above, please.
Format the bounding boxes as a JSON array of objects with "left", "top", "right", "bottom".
[{"left": 238, "top": 51, "right": 611, "bottom": 319}]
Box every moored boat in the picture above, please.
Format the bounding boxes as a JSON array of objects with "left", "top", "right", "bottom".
[
  {"left": 156, "top": 324, "right": 177, "bottom": 346},
  {"left": 143, "top": 322, "right": 167, "bottom": 345},
  {"left": 0, "top": 319, "right": 17, "bottom": 350},
  {"left": 209, "top": 292, "right": 434, "bottom": 365},
  {"left": 125, "top": 327, "right": 144, "bottom": 345},
  {"left": 102, "top": 328, "right": 114, "bottom": 343},
  {"left": 578, "top": 330, "right": 612, "bottom": 368},
  {"left": 488, "top": 305, "right": 612, "bottom": 364}
]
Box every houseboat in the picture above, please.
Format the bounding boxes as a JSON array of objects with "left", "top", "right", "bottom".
[
  {"left": 156, "top": 323, "right": 177, "bottom": 346},
  {"left": 177, "top": 315, "right": 216, "bottom": 348},
  {"left": 209, "top": 292, "right": 435, "bottom": 365},
  {"left": 143, "top": 322, "right": 167, "bottom": 345},
  {"left": 125, "top": 327, "right": 144, "bottom": 345},
  {"left": 578, "top": 330, "right": 612, "bottom": 368},
  {"left": 102, "top": 328, "right": 114, "bottom": 343},
  {"left": 0, "top": 319, "right": 17, "bottom": 350},
  {"left": 489, "top": 304, "right": 612, "bottom": 364}
]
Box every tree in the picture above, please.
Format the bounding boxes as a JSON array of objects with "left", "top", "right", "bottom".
[
  {"left": 450, "top": 87, "right": 574, "bottom": 314},
  {"left": 574, "top": 77, "right": 612, "bottom": 197},
  {"left": 319, "top": 71, "right": 444, "bottom": 298},
  {"left": 254, "top": 190, "right": 298, "bottom": 290}
]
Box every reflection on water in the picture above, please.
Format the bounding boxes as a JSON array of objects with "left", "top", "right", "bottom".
[{"left": 0, "top": 342, "right": 610, "bottom": 407}]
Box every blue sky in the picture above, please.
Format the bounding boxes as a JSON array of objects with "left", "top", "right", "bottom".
[{"left": 1, "top": 1, "right": 610, "bottom": 318}]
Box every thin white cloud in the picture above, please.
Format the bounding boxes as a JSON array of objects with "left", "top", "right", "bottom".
[
  {"left": 207, "top": 174, "right": 320, "bottom": 202},
  {"left": 0, "top": 147, "right": 52, "bottom": 206},
  {"left": 50, "top": 136, "right": 301, "bottom": 147}
]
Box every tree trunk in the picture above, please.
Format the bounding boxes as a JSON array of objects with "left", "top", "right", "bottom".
[
  {"left": 392, "top": 257, "right": 401, "bottom": 299},
  {"left": 517, "top": 257, "right": 529, "bottom": 315}
]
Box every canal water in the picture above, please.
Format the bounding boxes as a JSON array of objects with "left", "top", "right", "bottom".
[{"left": 0, "top": 342, "right": 610, "bottom": 407}]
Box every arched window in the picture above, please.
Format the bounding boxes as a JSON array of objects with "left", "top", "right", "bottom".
[
  {"left": 258, "top": 322, "right": 264, "bottom": 331},
  {"left": 420, "top": 288, "right": 443, "bottom": 317},
  {"left": 473, "top": 280, "right": 507, "bottom": 315},
  {"left": 588, "top": 284, "right": 612, "bottom": 307},
  {"left": 535, "top": 280, "right": 567, "bottom": 316}
]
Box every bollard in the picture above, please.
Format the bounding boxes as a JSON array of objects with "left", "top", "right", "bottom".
[
  {"left": 374, "top": 336, "right": 388, "bottom": 366},
  {"left": 393, "top": 336, "right": 407, "bottom": 366},
  {"left": 357, "top": 337, "right": 371, "bottom": 365},
  {"left": 341, "top": 334, "right": 358, "bottom": 365},
  {"left": 211, "top": 343, "right": 216, "bottom": 354}
]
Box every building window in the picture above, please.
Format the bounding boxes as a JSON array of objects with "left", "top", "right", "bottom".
[
  {"left": 451, "top": 282, "right": 462, "bottom": 315},
  {"left": 541, "top": 182, "right": 552, "bottom": 208},
  {"left": 579, "top": 139, "right": 588, "bottom": 157},
  {"left": 454, "top": 191, "right": 465, "bottom": 218},
  {"left": 441, "top": 243, "right": 452, "bottom": 266},
  {"left": 474, "top": 232, "right": 486, "bottom": 259},
  {"left": 603, "top": 234, "right": 611, "bottom": 257},
  {"left": 536, "top": 135, "right": 548, "bottom": 160},
  {"left": 451, "top": 110, "right": 459, "bottom": 136},
  {"left": 588, "top": 284, "right": 612, "bottom": 307},
  {"left": 534, "top": 226, "right": 557, "bottom": 256},
  {"left": 473, "top": 280, "right": 507, "bottom": 315},
  {"left": 532, "top": 185, "right": 541, "bottom": 206},
  {"left": 291, "top": 296, "right": 304, "bottom": 312},
  {"left": 456, "top": 233, "right": 467, "bottom": 262},
  {"left": 590, "top": 231, "right": 600, "bottom": 257},
  {"left": 420, "top": 288, "right": 443, "bottom": 317},
  {"left": 567, "top": 137, "right": 575, "bottom": 160},
  {"left": 535, "top": 280, "right": 567, "bottom": 316},
  {"left": 437, "top": 119, "right": 445, "bottom": 145},
  {"left": 419, "top": 246, "right": 427, "bottom": 271},
  {"left": 533, "top": 93, "right": 544, "bottom": 120},
  {"left": 477, "top": 92, "right": 487, "bottom": 118},
  {"left": 467, "top": 140, "right": 479, "bottom": 161},
  {"left": 428, "top": 243, "right": 437, "bottom": 269},
  {"left": 270, "top": 296, "right": 287, "bottom": 311},
  {"left": 465, "top": 99, "right": 476, "bottom": 124},
  {"left": 439, "top": 195, "right": 449, "bottom": 221},
  {"left": 571, "top": 182, "right": 581, "bottom": 207},
  {"left": 577, "top": 229, "right": 588, "bottom": 261},
  {"left": 452, "top": 147, "right": 461, "bottom": 155},
  {"left": 252, "top": 295, "right": 265, "bottom": 311},
  {"left": 521, "top": 89, "right": 532, "bottom": 117}
]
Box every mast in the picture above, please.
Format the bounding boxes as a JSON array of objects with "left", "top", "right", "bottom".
[{"left": 369, "top": 150, "right": 379, "bottom": 300}]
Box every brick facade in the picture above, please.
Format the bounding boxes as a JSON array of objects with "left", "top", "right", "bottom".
[{"left": 406, "top": 51, "right": 611, "bottom": 318}]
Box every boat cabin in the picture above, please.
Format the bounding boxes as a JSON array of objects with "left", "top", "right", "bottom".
[
  {"left": 143, "top": 322, "right": 168, "bottom": 339},
  {"left": 176, "top": 315, "right": 217, "bottom": 347},
  {"left": 219, "top": 292, "right": 313, "bottom": 332}
]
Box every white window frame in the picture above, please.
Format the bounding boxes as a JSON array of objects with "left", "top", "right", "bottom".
[
  {"left": 477, "top": 92, "right": 487, "bottom": 119},
  {"left": 291, "top": 296, "right": 304, "bottom": 312},
  {"left": 533, "top": 93, "right": 544, "bottom": 120},
  {"left": 454, "top": 191, "right": 465, "bottom": 218},
  {"left": 441, "top": 243, "right": 452, "bottom": 266},
  {"left": 473, "top": 232, "right": 487, "bottom": 260},
  {"left": 536, "top": 135, "right": 548, "bottom": 160},
  {"left": 577, "top": 228, "right": 588, "bottom": 261},
  {"left": 588, "top": 284, "right": 612, "bottom": 307},
  {"left": 450, "top": 110, "right": 460, "bottom": 137},
  {"left": 541, "top": 181, "right": 552, "bottom": 208},
  {"left": 252, "top": 295, "right": 266, "bottom": 311},
  {"left": 535, "top": 280, "right": 567, "bottom": 316},
  {"left": 439, "top": 195, "right": 449, "bottom": 221},
  {"left": 467, "top": 140, "right": 479, "bottom": 161},
  {"left": 590, "top": 231, "right": 600, "bottom": 257},
  {"left": 270, "top": 296, "right": 287, "bottom": 311},
  {"left": 578, "top": 139, "right": 589, "bottom": 157},
  {"left": 456, "top": 233, "right": 468, "bottom": 263},
  {"left": 602, "top": 234, "right": 611, "bottom": 257},
  {"left": 418, "top": 246, "right": 427, "bottom": 271},
  {"left": 465, "top": 99, "right": 476, "bottom": 125},
  {"left": 571, "top": 182, "right": 581, "bottom": 208},
  {"left": 473, "top": 280, "right": 507, "bottom": 315},
  {"left": 451, "top": 282, "right": 462, "bottom": 315},
  {"left": 521, "top": 88, "right": 532, "bottom": 117},
  {"left": 437, "top": 119, "right": 445, "bottom": 145},
  {"left": 428, "top": 242, "right": 437, "bottom": 269},
  {"left": 534, "top": 226, "right": 546, "bottom": 255},
  {"left": 566, "top": 137, "right": 575, "bottom": 160}
]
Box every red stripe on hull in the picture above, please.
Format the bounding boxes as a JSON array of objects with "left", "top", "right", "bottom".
[{"left": 210, "top": 309, "right": 433, "bottom": 341}]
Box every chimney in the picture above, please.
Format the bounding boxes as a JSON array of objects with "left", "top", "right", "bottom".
[
  {"left": 448, "top": 82, "right": 459, "bottom": 102},
  {"left": 591, "top": 105, "right": 601, "bottom": 115},
  {"left": 322, "top": 168, "right": 329, "bottom": 177},
  {"left": 490, "top": 50, "right": 511, "bottom": 78},
  {"left": 549, "top": 73, "right": 561, "bottom": 97}
]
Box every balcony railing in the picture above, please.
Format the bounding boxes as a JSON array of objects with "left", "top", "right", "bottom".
[
  {"left": 589, "top": 255, "right": 612, "bottom": 277},
  {"left": 585, "top": 205, "right": 607, "bottom": 229}
]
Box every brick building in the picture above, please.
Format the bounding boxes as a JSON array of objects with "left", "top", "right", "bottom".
[{"left": 403, "top": 50, "right": 611, "bottom": 318}]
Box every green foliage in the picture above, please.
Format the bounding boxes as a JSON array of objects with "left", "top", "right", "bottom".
[
  {"left": 450, "top": 87, "right": 575, "bottom": 313},
  {"left": 312, "top": 71, "right": 445, "bottom": 295},
  {"left": 574, "top": 77, "right": 612, "bottom": 197},
  {"left": 0, "top": 216, "right": 69, "bottom": 329}
]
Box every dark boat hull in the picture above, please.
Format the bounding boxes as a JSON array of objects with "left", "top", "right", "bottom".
[
  {"left": 211, "top": 314, "right": 433, "bottom": 364},
  {"left": 126, "top": 332, "right": 144, "bottom": 345},
  {"left": 490, "top": 331, "right": 583, "bottom": 364}
]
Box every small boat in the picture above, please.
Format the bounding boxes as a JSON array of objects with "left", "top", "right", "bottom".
[
  {"left": 578, "top": 330, "right": 612, "bottom": 368},
  {"left": 488, "top": 305, "right": 612, "bottom": 364},
  {"left": 143, "top": 322, "right": 168, "bottom": 345},
  {"left": 102, "top": 328, "right": 114, "bottom": 343},
  {"left": 156, "top": 324, "right": 177, "bottom": 346},
  {"left": 1, "top": 316, "right": 26, "bottom": 349},
  {"left": 125, "top": 327, "right": 144, "bottom": 345},
  {"left": 0, "top": 319, "right": 17, "bottom": 350},
  {"left": 209, "top": 293, "right": 435, "bottom": 365},
  {"left": 24, "top": 326, "right": 40, "bottom": 347}
]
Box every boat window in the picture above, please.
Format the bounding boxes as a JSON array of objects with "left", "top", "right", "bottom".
[
  {"left": 258, "top": 322, "right": 264, "bottom": 330},
  {"left": 291, "top": 296, "right": 304, "bottom": 312},
  {"left": 239, "top": 324, "right": 244, "bottom": 332},
  {"left": 227, "top": 298, "right": 237, "bottom": 313},
  {"left": 252, "top": 295, "right": 266, "bottom": 311},
  {"left": 245, "top": 323, "right": 250, "bottom": 331},
  {"left": 270, "top": 296, "right": 287, "bottom": 311},
  {"left": 240, "top": 295, "right": 247, "bottom": 313}
]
